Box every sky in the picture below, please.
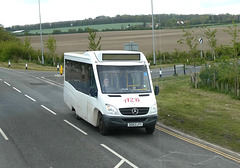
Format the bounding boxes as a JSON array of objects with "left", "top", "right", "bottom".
[{"left": 1, "top": 0, "right": 240, "bottom": 27}]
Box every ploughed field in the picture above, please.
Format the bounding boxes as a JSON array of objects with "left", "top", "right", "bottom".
[{"left": 18, "top": 27, "right": 232, "bottom": 56}]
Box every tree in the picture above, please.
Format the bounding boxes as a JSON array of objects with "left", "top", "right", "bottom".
[
  {"left": 52, "top": 30, "right": 62, "bottom": 34},
  {"left": 24, "top": 36, "right": 32, "bottom": 61},
  {"left": 223, "top": 23, "right": 240, "bottom": 96},
  {"left": 178, "top": 28, "right": 199, "bottom": 89},
  {"left": 204, "top": 28, "right": 218, "bottom": 61},
  {"left": 177, "top": 28, "right": 199, "bottom": 64},
  {"left": 0, "top": 27, "right": 16, "bottom": 42},
  {"left": 87, "top": 28, "right": 101, "bottom": 51},
  {"left": 223, "top": 23, "right": 240, "bottom": 59},
  {"left": 44, "top": 35, "right": 57, "bottom": 66}
]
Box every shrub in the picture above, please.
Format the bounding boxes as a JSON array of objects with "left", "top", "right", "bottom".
[
  {"left": 199, "top": 60, "right": 240, "bottom": 98},
  {"left": 0, "top": 41, "right": 27, "bottom": 62}
]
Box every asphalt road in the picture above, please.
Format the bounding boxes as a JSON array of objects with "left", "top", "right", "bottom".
[
  {"left": 150, "top": 65, "right": 202, "bottom": 78},
  {"left": 0, "top": 67, "right": 240, "bottom": 168}
]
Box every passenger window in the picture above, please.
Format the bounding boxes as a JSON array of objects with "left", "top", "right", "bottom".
[{"left": 65, "top": 60, "right": 96, "bottom": 95}]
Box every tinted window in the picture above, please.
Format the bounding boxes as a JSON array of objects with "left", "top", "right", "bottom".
[{"left": 65, "top": 59, "right": 96, "bottom": 95}]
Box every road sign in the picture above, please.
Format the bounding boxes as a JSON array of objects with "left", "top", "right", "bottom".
[
  {"left": 124, "top": 41, "right": 138, "bottom": 51},
  {"left": 199, "top": 37, "right": 203, "bottom": 58}
]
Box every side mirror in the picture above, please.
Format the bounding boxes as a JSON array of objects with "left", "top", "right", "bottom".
[
  {"left": 90, "top": 87, "right": 98, "bottom": 97},
  {"left": 154, "top": 85, "right": 159, "bottom": 95}
]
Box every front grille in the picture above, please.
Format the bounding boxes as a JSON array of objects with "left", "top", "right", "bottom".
[
  {"left": 122, "top": 118, "right": 147, "bottom": 122},
  {"left": 119, "top": 107, "right": 149, "bottom": 115}
]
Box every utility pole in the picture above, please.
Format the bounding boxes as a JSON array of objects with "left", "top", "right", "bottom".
[
  {"left": 151, "top": 0, "right": 156, "bottom": 65},
  {"left": 38, "top": 0, "right": 44, "bottom": 65}
]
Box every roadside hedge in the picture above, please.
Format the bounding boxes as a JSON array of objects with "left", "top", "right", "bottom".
[{"left": 199, "top": 60, "right": 240, "bottom": 99}]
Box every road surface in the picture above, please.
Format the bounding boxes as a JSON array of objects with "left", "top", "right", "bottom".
[
  {"left": 150, "top": 65, "right": 201, "bottom": 78},
  {"left": 0, "top": 67, "right": 239, "bottom": 168}
]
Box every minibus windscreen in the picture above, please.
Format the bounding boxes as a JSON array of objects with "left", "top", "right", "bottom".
[{"left": 97, "top": 65, "right": 151, "bottom": 94}]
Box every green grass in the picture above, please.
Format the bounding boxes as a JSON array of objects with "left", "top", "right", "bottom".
[
  {"left": 154, "top": 75, "right": 240, "bottom": 152},
  {"left": 0, "top": 61, "right": 58, "bottom": 71},
  {"left": 150, "top": 63, "right": 181, "bottom": 69},
  {"left": 28, "top": 22, "right": 145, "bottom": 34}
]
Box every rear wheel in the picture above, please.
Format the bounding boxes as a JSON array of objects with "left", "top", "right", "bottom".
[
  {"left": 145, "top": 126, "right": 155, "bottom": 134},
  {"left": 99, "top": 114, "right": 109, "bottom": 135}
]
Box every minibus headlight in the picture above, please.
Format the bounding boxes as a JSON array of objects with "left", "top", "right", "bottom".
[
  {"left": 149, "top": 103, "right": 158, "bottom": 114},
  {"left": 105, "top": 104, "right": 119, "bottom": 115}
]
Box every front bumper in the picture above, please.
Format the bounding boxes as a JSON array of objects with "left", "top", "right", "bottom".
[{"left": 102, "top": 114, "right": 158, "bottom": 129}]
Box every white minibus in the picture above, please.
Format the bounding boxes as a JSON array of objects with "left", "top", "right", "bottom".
[{"left": 63, "top": 50, "right": 159, "bottom": 135}]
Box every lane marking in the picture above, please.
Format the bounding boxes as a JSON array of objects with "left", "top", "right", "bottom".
[
  {"left": 4, "top": 81, "right": 10, "bottom": 86},
  {"left": 24, "top": 94, "right": 36, "bottom": 102},
  {"left": 41, "top": 105, "right": 57, "bottom": 115},
  {"left": 36, "top": 76, "right": 63, "bottom": 87},
  {"left": 115, "top": 160, "right": 125, "bottom": 168},
  {"left": 40, "top": 76, "right": 58, "bottom": 86},
  {"left": 156, "top": 126, "right": 240, "bottom": 163},
  {"left": 0, "top": 79, "right": 2, "bottom": 81},
  {"left": 101, "top": 144, "right": 138, "bottom": 168},
  {"left": 13, "top": 87, "right": 21, "bottom": 93},
  {"left": 63, "top": 120, "right": 88, "bottom": 135},
  {"left": 0, "top": 128, "right": 8, "bottom": 141}
]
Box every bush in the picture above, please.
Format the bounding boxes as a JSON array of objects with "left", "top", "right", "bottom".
[
  {"left": 0, "top": 41, "right": 27, "bottom": 62},
  {"left": 52, "top": 30, "right": 62, "bottom": 34},
  {"left": 199, "top": 60, "right": 240, "bottom": 99},
  {"left": 147, "top": 50, "right": 190, "bottom": 65}
]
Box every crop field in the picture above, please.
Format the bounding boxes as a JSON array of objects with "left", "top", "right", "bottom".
[
  {"left": 18, "top": 27, "right": 232, "bottom": 56},
  {"left": 28, "top": 22, "right": 145, "bottom": 34}
]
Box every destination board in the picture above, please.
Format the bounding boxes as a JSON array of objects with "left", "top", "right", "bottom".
[{"left": 102, "top": 54, "right": 140, "bottom": 61}]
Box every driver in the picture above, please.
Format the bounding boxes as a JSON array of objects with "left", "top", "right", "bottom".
[{"left": 102, "top": 78, "right": 114, "bottom": 92}]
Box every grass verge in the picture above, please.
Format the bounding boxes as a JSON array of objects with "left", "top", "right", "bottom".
[
  {"left": 154, "top": 75, "right": 240, "bottom": 152},
  {"left": 0, "top": 61, "right": 58, "bottom": 71}
]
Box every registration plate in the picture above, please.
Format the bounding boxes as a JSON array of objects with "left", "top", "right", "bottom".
[{"left": 127, "top": 122, "right": 143, "bottom": 127}]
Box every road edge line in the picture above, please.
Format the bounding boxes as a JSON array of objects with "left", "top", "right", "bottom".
[
  {"left": 0, "top": 128, "right": 9, "bottom": 141},
  {"left": 156, "top": 123, "right": 240, "bottom": 163}
]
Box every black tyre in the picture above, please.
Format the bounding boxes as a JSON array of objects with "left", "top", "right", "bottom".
[
  {"left": 145, "top": 126, "right": 155, "bottom": 134},
  {"left": 99, "top": 114, "right": 109, "bottom": 135},
  {"left": 75, "top": 113, "right": 81, "bottom": 120}
]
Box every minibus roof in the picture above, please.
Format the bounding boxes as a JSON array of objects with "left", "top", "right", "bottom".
[{"left": 64, "top": 50, "right": 145, "bottom": 62}]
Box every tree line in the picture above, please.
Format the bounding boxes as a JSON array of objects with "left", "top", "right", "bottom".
[
  {"left": 5, "top": 14, "right": 240, "bottom": 32},
  {"left": 198, "top": 24, "right": 240, "bottom": 99},
  {"left": 0, "top": 26, "right": 61, "bottom": 65},
  {"left": 0, "top": 26, "right": 101, "bottom": 66}
]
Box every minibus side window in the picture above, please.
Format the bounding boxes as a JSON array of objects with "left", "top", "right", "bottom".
[{"left": 65, "top": 59, "right": 96, "bottom": 95}]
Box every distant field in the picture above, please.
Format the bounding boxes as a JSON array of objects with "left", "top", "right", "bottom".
[
  {"left": 28, "top": 22, "right": 146, "bottom": 34},
  {"left": 18, "top": 26, "right": 232, "bottom": 56}
]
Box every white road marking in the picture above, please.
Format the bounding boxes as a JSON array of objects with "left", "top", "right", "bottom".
[
  {"left": 24, "top": 94, "right": 36, "bottom": 102},
  {"left": 101, "top": 144, "right": 138, "bottom": 168},
  {"left": 41, "top": 105, "right": 57, "bottom": 115},
  {"left": 4, "top": 81, "right": 10, "bottom": 86},
  {"left": 63, "top": 120, "right": 88, "bottom": 135},
  {"left": 13, "top": 87, "right": 21, "bottom": 93},
  {"left": 114, "top": 160, "right": 125, "bottom": 168},
  {"left": 40, "top": 77, "right": 57, "bottom": 86},
  {"left": 0, "top": 128, "right": 8, "bottom": 141},
  {"left": 0, "top": 79, "right": 2, "bottom": 81}
]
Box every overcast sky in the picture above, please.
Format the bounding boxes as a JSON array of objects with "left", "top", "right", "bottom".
[{"left": 1, "top": 0, "right": 240, "bottom": 27}]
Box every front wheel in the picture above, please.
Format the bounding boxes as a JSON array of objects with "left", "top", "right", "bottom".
[
  {"left": 75, "top": 113, "right": 81, "bottom": 120},
  {"left": 145, "top": 126, "right": 155, "bottom": 134},
  {"left": 99, "top": 114, "right": 109, "bottom": 135}
]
